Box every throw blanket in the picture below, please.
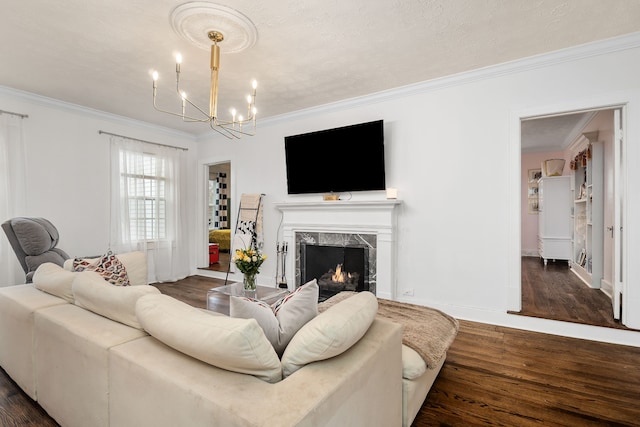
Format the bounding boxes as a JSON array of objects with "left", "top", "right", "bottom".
[
  {"left": 239, "top": 193, "right": 264, "bottom": 249},
  {"left": 319, "top": 292, "right": 459, "bottom": 369}
]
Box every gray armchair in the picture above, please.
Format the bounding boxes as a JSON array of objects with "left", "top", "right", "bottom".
[{"left": 1, "top": 217, "right": 70, "bottom": 283}]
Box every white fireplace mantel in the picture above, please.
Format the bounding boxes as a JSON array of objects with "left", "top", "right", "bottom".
[{"left": 274, "top": 200, "right": 401, "bottom": 299}]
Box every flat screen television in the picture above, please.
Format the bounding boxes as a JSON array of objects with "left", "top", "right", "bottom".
[{"left": 284, "top": 120, "right": 385, "bottom": 194}]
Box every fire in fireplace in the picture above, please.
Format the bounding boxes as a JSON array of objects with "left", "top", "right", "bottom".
[{"left": 301, "top": 243, "right": 369, "bottom": 301}]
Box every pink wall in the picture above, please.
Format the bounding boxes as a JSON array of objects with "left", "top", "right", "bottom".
[{"left": 521, "top": 150, "right": 572, "bottom": 255}]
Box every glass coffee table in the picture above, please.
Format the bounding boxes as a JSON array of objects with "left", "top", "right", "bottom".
[{"left": 206, "top": 282, "right": 289, "bottom": 315}]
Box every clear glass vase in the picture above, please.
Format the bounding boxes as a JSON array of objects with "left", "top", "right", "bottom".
[{"left": 243, "top": 272, "right": 257, "bottom": 298}]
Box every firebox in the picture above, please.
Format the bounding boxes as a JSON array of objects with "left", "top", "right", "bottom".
[{"left": 300, "top": 242, "right": 369, "bottom": 301}]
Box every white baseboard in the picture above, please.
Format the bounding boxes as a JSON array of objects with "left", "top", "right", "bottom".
[
  {"left": 601, "top": 279, "right": 614, "bottom": 299},
  {"left": 521, "top": 250, "right": 538, "bottom": 257}
]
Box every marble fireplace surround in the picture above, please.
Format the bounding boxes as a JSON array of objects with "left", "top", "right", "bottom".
[{"left": 275, "top": 200, "right": 401, "bottom": 300}]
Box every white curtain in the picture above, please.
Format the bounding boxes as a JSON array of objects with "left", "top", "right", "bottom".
[
  {"left": 109, "top": 136, "right": 190, "bottom": 283},
  {"left": 0, "top": 114, "right": 27, "bottom": 286}
]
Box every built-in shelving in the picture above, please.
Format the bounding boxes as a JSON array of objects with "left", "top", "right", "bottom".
[{"left": 571, "top": 133, "right": 603, "bottom": 288}]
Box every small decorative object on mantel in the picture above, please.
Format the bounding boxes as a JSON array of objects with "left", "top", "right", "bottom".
[
  {"left": 232, "top": 247, "right": 267, "bottom": 297},
  {"left": 323, "top": 193, "right": 340, "bottom": 201}
]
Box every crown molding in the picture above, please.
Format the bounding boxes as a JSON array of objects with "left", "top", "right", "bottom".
[
  {"left": 256, "top": 31, "right": 640, "bottom": 130},
  {"left": 0, "top": 85, "right": 196, "bottom": 141}
]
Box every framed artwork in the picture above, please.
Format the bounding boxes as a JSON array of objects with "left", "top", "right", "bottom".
[
  {"left": 527, "top": 169, "right": 541, "bottom": 214},
  {"left": 529, "top": 169, "right": 542, "bottom": 182}
]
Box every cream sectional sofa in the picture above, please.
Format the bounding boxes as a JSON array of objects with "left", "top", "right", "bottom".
[{"left": 0, "top": 252, "right": 446, "bottom": 426}]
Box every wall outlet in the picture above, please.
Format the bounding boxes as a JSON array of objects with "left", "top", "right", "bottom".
[{"left": 403, "top": 289, "right": 414, "bottom": 296}]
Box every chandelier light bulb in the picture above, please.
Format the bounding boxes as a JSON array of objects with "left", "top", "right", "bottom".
[
  {"left": 252, "top": 107, "right": 257, "bottom": 115},
  {"left": 238, "top": 114, "right": 244, "bottom": 121},
  {"left": 152, "top": 71, "right": 159, "bottom": 81},
  {"left": 246, "top": 95, "right": 252, "bottom": 104},
  {"left": 180, "top": 91, "right": 187, "bottom": 99},
  {"left": 175, "top": 53, "right": 183, "bottom": 64},
  {"left": 252, "top": 80, "right": 258, "bottom": 89}
]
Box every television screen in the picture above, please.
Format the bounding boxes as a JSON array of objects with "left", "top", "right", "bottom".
[{"left": 284, "top": 120, "right": 385, "bottom": 194}]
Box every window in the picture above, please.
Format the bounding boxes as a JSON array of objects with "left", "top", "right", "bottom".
[
  {"left": 119, "top": 151, "right": 167, "bottom": 241},
  {"left": 109, "top": 135, "right": 190, "bottom": 282}
]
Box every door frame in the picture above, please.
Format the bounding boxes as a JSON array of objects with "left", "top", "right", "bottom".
[
  {"left": 197, "top": 156, "right": 235, "bottom": 271},
  {"left": 508, "top": 96, "right": 629, "bottom": 325}
]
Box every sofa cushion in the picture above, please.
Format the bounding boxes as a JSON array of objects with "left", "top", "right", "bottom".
[
  {"left": 136, "top": 294, "right": 282, "bottom": 383},
  {"left": 281, "top": 291, "right": 378, "bottom": 378},
  {"left": 33, "top": 262, "right": 77, "bottom": 303},
  {"left": 65, "top": 251, "right": 147, "bottom": 286},
  {"left": 72, "top": 251, "right": 130, "bottom": 286},
  {"left": 402, "top": 345, "right": 427, "bottom": 380},
  {"left": 230, "top": 279, "right": 318, "bottom": 356},
  {"left": 72, "top": 271, "right": 159, "bottom": 330}
]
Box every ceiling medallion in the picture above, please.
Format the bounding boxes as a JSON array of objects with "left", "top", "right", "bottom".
[{"left": 170, "top": 2, "right": 258, "bottom": 53}]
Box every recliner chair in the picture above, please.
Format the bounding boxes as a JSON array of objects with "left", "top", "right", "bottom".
[{"left": 1, "top": 217, "right": 70, "bottom": 283}]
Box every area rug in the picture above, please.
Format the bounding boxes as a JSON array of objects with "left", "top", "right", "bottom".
[{"left": 318, "top": 292, "right": 459, "bottom": 369}]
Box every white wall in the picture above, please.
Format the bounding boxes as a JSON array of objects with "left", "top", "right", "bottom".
[
  {"left": 0, "top": 88, "right": 198, "bottom": 272},
  {"left": 196, "top": 34, "right": 640, "bottom": 345}
]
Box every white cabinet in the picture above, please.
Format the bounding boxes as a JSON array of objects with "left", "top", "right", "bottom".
[{"left": 538, "top": 176, "right": 572, "bottom": 266}]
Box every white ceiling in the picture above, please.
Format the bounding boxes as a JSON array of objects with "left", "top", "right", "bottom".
[
  {"left": 521, "top": 111, "right": 595, "bottom": 153},
  {"left": 2, "top": 0, "right": 640, "bottom": 146}
]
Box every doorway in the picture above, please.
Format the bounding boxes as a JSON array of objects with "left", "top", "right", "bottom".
[
  {"left": 518, "top": 106, "right": 626, "bottom": 329},
  {"left": 204, "top": 162, "right": 231, "bottom": 272}
]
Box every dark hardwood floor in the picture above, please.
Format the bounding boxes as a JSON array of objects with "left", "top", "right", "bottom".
[
  {"left": 415, "top": 320, "right": 640, "bottom": 426},
  {"left": 199, "top": 251, "right": 230, "bottom": 273},
  {"left": 0, "top": 367, "right": 58, "bottom": 427},
  {"left": 516, "top": 256, "right": 632, "bottom": 330},
  {"left": 2, "top": 275, "right": 638, "bottom": 426}
]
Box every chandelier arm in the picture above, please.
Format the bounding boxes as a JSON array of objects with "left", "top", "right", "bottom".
[
  {"left": 216, "top": 123, "right": 256, "bottom": 137},
  {"left": 154, "top": 84, "right": 211, "bottom": 122},
  {"left": 208, "top": 121, "right": 239, "bottom": 139},
  {"left": 153, "top": 101, "right": 210, "bottom": 122},
  {"left": 175, "top": 81, "right": 214, "bottom": 121},
  {"left": 211, "top": 117, "right": 257, "bottom": 138}
]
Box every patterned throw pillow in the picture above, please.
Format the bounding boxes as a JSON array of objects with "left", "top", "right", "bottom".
[
  {"left": 73, "top": 251, "right": 131, "bottom": 286},
  {"left": 230, "top": 280, "right": 319, "bottom": 356}
]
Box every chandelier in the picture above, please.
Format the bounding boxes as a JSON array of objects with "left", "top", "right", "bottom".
[{"left": 151, "top": 30, "right": 257, "bottom": 139}]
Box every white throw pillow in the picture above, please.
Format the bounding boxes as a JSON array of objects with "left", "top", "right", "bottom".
[
  {"left": 281, "top": 291, "right": 378, "bottom": 378},
  {"left": 402, "top": 345, "right": 427, "bottom": 380},
  {"left": 230, "top": 280, "right": 319, "bottom": 356},
  {"left": 136, "top": 294, "right": 282, "bottom": 383},
  {"left": 33, "top": 262, "right": 77, "bottom": 303},
  {"left": 72, "top": 271, "right": 160, "bottom": 330}
]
